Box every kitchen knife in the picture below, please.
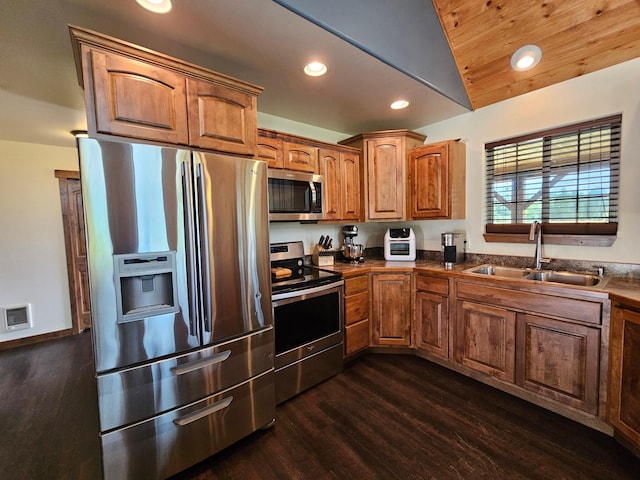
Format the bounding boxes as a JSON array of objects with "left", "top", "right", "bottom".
[{"left": 319, "top": 235, "right": 325, "bottom": 247}]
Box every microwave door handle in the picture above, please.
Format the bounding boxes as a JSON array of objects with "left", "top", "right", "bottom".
[
  {"left": 194, "top": 159, "right": 213, "bottom": 335},
  {"left": 309, "top": 181, "right": 317, "bottom": 211},
  {"left": 181, "top": 158, "right": 199, "bottom": 338}
]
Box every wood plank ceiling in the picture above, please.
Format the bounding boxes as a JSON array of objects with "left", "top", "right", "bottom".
[{"left": 433, "top": 0, "right": 640, "bottom": 109}]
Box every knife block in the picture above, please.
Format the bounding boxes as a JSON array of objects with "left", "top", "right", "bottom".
[{"left": 312, "top": 245, "right": 335, "bottom": 266}]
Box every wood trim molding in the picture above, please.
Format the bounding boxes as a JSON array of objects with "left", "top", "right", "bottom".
[
  {"left": 0, "top": 329, "right": 73, "bottom": 351},
  {"left": 483, "top": 233, "right": 616, "bottom": 246},
  {"left": 54, "top": 170, "right": 80, "bottom": 179}
]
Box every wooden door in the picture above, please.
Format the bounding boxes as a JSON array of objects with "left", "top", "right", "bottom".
[
  {"left": 186, "top": 77, "right": 257, "bottom": 155},
  {"left": 455, "top": 300, "right": 516, "bottom": 382},
  {"left": 341, "top": 151, "right": 361, "bottom": 221},
  {"left": 319, "top": 148, "right": 341, "bottom": 220},
  {"left": 257, "top": 133, "right": 284, "bottom": 169},
  {"left": 56, "top": 171, "right": 91, "bottom": 333},
  {"left": 283, "top": 141, "right": 318, "bottom": 173},
  {"left": 371, "top": 273, "right": 411, "bottom": 346},
  {"left": 344, "top": 274, "right": 370, "bottom": 355},
  {"left": 365, "top": 137, "right": 405, "bottom": 220},
  {"left": 415, "top": 290, "right": 449, "bottom": 359},
  {"left": 515, "top": 313, "right": 599, "bottom": 413}
]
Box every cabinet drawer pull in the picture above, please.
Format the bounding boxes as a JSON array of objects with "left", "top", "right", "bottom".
[
  {"left": 170, "top": 350, "right": 231, "bottom": 375},
  {"left": 173, "top": 396, "right": 233, "bottom": 427}
]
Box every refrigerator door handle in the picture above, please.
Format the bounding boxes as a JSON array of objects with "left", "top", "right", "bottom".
[
  {"left": 194, "top": 159, "right": 213, "bottom": 334},
  {"left": 181, "top": 159, "right": 199, "bottom": 338},
  {"left": 170, "top": 349, "right": 231, "bottom": 375},
  {"left": 173, "top": 396, "right": 234, "bottom": 427}
]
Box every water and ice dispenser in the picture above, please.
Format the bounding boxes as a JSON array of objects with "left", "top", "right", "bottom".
[{"left": 113, "top": 251, "right": 179, "bottom": 323}]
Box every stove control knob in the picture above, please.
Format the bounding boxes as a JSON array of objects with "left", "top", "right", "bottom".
[{"left": 297, "top": 259, "right": 303, "bottom": 266}]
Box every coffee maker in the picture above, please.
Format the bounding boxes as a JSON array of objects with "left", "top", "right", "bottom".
[
  {"left": 341, "top": 225, "right": 364, "bottom": 263},
  {"left": 441, "top": 232, "right": 465, "bottom": 269}
]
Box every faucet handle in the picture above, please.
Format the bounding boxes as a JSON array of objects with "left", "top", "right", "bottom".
[{"left": 592, "top": 265, "right": 605, "bottom": 276}]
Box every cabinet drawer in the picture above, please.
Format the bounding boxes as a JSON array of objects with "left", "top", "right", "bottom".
[
  {"left": 345, "top": 319, "right": 370, "bottom": 355},
  {"left": 415, "top": 274, "right": 449, "bottom": 296},
  {"left": 101, "top": 370, "right": 274, "bottom": 480},
  {"left": 345, "top": 290, "right": 369, "bottom": 325},
  {"left": 97, "top": 327, "right": 273, "bottom": 431},
  {"left": 456, "top": 281, "right": 602, "bottom": 325},
  {"left": 345, "top": 274, "right": 369, "bottom": 295}
]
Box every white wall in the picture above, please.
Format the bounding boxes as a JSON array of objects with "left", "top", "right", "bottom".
[
  {"left": 270, "top": 58, "right": 640, "bottom": 263},
  {"left": 0, "top": 139, "right": 79, "bottom": 342}
]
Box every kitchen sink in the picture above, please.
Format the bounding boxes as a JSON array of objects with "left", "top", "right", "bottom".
[
  {"left": 525, "top": 271, "right": 601, "bottom": 287},
  {"left": 465, "top": 264, "right": 602, "bottom": 287},
  {"left": 466, "top": 265, "right": 530, "bottom": 278}
]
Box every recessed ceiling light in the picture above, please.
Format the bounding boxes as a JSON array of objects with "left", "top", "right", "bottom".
[
  {"left": 136, "top": 0, "right": 172, "bottom": 14},
  {"left": 390, "top": 100, "right": 410, "bottom": 110},
  {"left": 303, "top": 62, "right": 328, "bottom": 77},
  {"left": 511, "top": 45, "right": 542, "bottom": 71}
]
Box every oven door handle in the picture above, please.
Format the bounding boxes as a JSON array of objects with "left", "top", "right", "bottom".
[{"left": 272, "top": 280, "right": 344, "bottom": 304}]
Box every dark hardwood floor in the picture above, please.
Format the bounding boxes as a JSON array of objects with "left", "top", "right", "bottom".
[{"left": 2, "top": 333, "right": 639, "bottom": 480}]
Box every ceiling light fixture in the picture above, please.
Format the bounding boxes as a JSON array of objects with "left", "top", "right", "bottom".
[
  {"left": 303, "top": 61, "right": 328, "bottom": 77},
  {"left": 390, "top": 100, "right": 410, "bottom": 110},
  {"left": 511, "top": 45, "right": 542, "bottom": 71},
  {"left": 136, "top": 0, "right": 173, "bottom": 14}
]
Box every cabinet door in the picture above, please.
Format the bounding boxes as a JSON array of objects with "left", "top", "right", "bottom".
[
  {"left": 415, "top": 290, "right": 449, "bottom": 358},
  {"left": 456, "top": 300, "right": 516, "bottom": 382},
  {"left": 609, "top": 305, "right": 640, "bottom": 447},
  {"left": 186, "top": 78, "right": 257, "bottom": 155},
  {"left": 516, "top": 313, "right": 600, "bottom": 414},
  {"left": 319, "top": 149, "right": 341, "bottom": 220},
  {"left": 410, "top": 142, "right": 449, "bottom": 218},
  {"left": 88, "top": 49, "right": 189, "bottom": 144},
  {"left": 344, "top": 274, "right": 370, "bottom": 355},
  {"left": 257, "top": 134, "right": 284, "bottom": 169},
  {"left": 366, "top": 137, "right": 405, "bottom": 220},
  {"left": 371, "top": 273, "right": 411, "bottom": 346},
  {"left": 341, "top": 151, "right": 361, "bottom": 221},
  {"left": 283, "top": 142, "right": 318, "bottom": 173}
]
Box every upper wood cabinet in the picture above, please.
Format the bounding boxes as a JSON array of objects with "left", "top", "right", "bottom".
[
  {"left": 256, "top": 132, "right": 284, "bottom": 169},
  {"left": 340, "top": 130, "right": 426, "bottom": 221},
  {"left": 70, "top": 26, "right": 262, "bottom": 155},
  {"left": 284, "top": 142, "right": 319, "bottom": 173},
  {"left": 320, "top": 148, "right": 361, "bottom": 221},
  {"left": 409, "top": 140, "right": 466, "bottom": 219}
]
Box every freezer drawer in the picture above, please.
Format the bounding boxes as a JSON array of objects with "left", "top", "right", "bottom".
[
  {"left": 97, "top": 327, "right": 273, "bottom": 432},
  {"left": 101, "top": 369, "right": 275, "bottom": 480}
]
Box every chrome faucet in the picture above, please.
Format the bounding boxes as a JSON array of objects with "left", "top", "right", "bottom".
[{"left": 529, "top": 221, "right": 551, "bottom": 270}]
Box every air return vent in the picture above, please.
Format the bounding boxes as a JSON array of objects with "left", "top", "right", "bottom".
[{"left": 2, "top": 304, "right": 33, "bottom": 332}]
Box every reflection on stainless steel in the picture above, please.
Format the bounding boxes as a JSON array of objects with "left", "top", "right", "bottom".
[
  {"left": 79, "top": 138, "right": 274, "bottom": 479},
  {"left": 526, "top": 270, "right": 602, "bottom": 286}
]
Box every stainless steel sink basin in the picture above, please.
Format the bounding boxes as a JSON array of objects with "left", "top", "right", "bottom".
[
  {"left": 525, "top": 270, "right": 601, "bottom": 287},
  {"left": 466, "top": 265, "right": 530, "bottom": 278},
  {"left": 465, "top": 264, "right": 603, "bottom": 288}
]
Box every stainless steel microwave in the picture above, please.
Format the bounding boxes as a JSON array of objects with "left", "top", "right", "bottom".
[{"left": 267, "top": 169, "right": 324, "bottom": 221}]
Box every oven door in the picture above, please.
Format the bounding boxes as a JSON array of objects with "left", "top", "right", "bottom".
[{"left": 272, "top": 281, "right": 344, "bottom": 369}]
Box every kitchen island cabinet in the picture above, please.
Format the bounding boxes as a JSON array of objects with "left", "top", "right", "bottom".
[
  {"left": 609, "top": 297, "right": 640, "bottom": 456},
  {"left": 371, "top": 272, "right": 412, "bottom": 346}
]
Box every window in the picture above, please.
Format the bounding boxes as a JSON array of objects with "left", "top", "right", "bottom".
[{"left": 484, "top": 115, "right": 621, "bottom": 245}]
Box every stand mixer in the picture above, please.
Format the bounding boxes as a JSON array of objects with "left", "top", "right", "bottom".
[{"left": 341, "top": 225, "right": 365, "bottom": 263}]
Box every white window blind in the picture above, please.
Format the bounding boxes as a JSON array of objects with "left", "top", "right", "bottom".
[{"left": 485, "top": 115, "right": 621, "bottom": 237}]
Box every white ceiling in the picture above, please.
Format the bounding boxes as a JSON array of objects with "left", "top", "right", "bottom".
[{"left": 0, "top": 0, "right": 470, "bottom": 148}]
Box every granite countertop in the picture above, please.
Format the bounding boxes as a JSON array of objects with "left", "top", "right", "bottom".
[{"left": 317, "top": 258, "right": 640, "bottom": 303}]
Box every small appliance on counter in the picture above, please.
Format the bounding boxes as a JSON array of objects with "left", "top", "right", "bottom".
[
  {"left": 442, "top": 232, "right": 465, "bottom": 269},
  {"left": 384, "top": 228, "right": 416, "bottom": 261},
  {"left": 341, "top": 225, "right": 365, "bottom": 263}
]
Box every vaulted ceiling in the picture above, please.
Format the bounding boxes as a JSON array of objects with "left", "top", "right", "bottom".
[{"left": 0, "top": 1, "right": 639, "bottom": 147}]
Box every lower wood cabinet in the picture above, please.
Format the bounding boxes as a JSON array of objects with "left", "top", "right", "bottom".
[
  {"left": 455, "top": 300, "right": 516, "bottom": 382},
  {"left": 414, "top": 274, "right": 449, "bottom": 359},
  {"left": 344, "top": 274, "right": 370, "bottom": 355},
  {"left": 609, "top": 300, "right": 640, "bottom": 452},
  {"left": 516, "top": 313, "right": 600, "bottom": 414},
  {"left": 371, "top": 273, "right": 412, "bottom": 346}
]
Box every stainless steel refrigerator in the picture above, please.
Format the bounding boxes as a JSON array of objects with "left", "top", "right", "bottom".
[{"left": 78, "top": 137, "right": 274, "bottom": 479}]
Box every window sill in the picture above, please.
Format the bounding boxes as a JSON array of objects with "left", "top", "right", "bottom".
[{"left": 483, "top": 233, "right": 616, "bottom": 246}]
